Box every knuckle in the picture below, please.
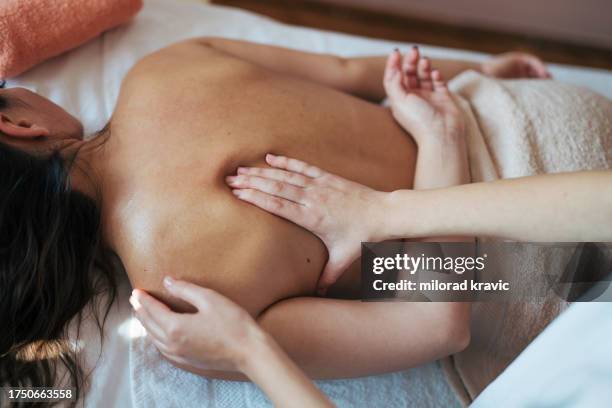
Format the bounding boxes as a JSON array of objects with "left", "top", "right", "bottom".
[
  {"left": 167, "top": 324, "right": 182, "bottom": 341},
  {"left": 286, "top": 173, "right": 299, "bottom": 184},
  {"left": 319, "top": 173, "right": 332, "bottom": 183},
  {"left": 309, "top": 212, "right": 325, "bottom": 228},
  {"left": 384, "top": 78, "right": 394, "bottom": 90},
  {"left": 292, "top": 161, "right": 305, "bottom": 171},
  {"left": 272, "top": 181, "right": 284, "bottom": 193},
  {"left": 313, "top": 191, "right": 329, "bottom": 204},
  {"left": 294, "top": 188, "right": 305, "bottom": 201},
  {"left": 303, "top": 178, "right": 315, "bottom": 188},
  {"left": 269, "top": 198, "right": 284, "bottom": 211}
]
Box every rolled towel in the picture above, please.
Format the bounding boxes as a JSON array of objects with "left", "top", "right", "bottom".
[{"left": 0, "top": 0, "right": 143, "bottom": 78}]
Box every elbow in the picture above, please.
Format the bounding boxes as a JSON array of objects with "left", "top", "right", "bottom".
[
  {"left": 333, "top": 56, "right": 358, "bottom": 93},
  {"left": 440, "top": 303, "right": 471, "bottom": 354},
  {"left": 194, "top": 37, "right": 224, "bottom": 49},
  {"left": 449, "top": 319, "right": 471, "bottom": 354}
]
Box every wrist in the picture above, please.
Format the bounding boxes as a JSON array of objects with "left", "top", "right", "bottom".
[
  {"left": 418, "top": 126, "right": 467, "bottom": 149},
  {"left": 235, "top": 326, "right": 277, "bottom": 376},
  {"left": 367, "top": 191, "right": 393, "bottom": 242},
  {"left": 380, "top": 189, "right": 430, "bottom": 240},
  {"left": 376, "top": 190, "right": 408, "bottom": 240}
]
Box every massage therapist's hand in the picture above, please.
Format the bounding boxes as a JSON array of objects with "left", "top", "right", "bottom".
[
  {"left": 130, "top": 277, "right": 264, "bottom": 372},
  {"left": 131, "top": 278, "right": 335, "bottom": 408},
  {"left": 227, "top": 154, "right": 386, "bottom": 295},
  {"left": 481, "top": 52, "right": 551, "bottom": 79}
]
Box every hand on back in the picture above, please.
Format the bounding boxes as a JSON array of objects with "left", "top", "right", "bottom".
[
  {"left": 227, "top": 154, "right": 385, "bottom": 295},
  {"left": 130, "top": 277, "right": 261, "bottom": 372}
]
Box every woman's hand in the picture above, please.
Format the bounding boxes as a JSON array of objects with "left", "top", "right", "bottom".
[
  {"left": 227, "top": 154, "right": 386, "bottom": 295},
  {"left": 383, "top": 47, "right": 465, "bottom": 147},
  {"left": 481, "top": 52, "right": 551, "bottom": 79},
  {"left": 131, "top": 278, "right": 335, "bottom": 407},
  {"left": 130, "top": 277, "right": 264, "bottom": 372}
]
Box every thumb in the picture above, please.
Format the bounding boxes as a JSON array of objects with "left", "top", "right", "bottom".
[
  {"left": 383, "top": 51, "right": 406, "bottom": 101},
  {"left": 163, "top": 277, "right": 212, "bottom": 310},
  {"left": 316, "top": 255, "right": 352, "bottom": 296}
]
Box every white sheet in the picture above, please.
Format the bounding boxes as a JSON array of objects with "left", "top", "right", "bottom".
[
  {"left": 6, "top": 0, "right": 611, "bottom": 407},
  {"left": 472, "top": 297, "right": 612, "bottom": 407}
]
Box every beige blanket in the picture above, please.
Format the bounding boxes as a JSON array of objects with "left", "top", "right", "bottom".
[{"left": 443, "top": 71, "right": 612, "bottom": 404}]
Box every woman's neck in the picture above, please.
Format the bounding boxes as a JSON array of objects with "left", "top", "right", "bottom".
[
  {"left": 70, "top": 128, "right": 126, "bottom": 252},
  {"left": 67, "top": 133, "right": 110, "bottom": 202}
]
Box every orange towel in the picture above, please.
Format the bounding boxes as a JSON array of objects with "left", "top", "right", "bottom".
[{"left": 0, "top": 0, "right": 143, "bottom": 78}]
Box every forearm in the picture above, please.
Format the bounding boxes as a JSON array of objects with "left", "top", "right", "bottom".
[
  {"left": 383, "top": 171, "right": 612, "bottom": 241},
  {"left": 411, "top": 124, "right": 471, "bottom": 244},
  {"left": 241, "top": 332, "right": 334, "bottom": 408},
  {"left": 429, "top": 58, "right": 482, "bottom": 81},
  {"left": 344, "top": 56, "right": 481, "bottom": 101},
  {"left": 345, "top": 56, "right": 482, "bottom": 101},
  {"left": 413, "top": 139, "right": 470, "bottom": 190}
]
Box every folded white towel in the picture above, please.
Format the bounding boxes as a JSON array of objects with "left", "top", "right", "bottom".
[
  {"left": 130, "top": 336, "right": 461, "bottom": 408},
  {"left": 130, "top": 333, "right": 461, "bottom": 408}
]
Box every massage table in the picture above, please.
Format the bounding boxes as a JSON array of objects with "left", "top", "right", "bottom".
[{"left": 7, "top": 0, "right": 612, "bottom": 406}]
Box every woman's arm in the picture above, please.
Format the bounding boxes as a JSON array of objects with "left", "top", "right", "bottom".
[
  {"left": 194, "top": 37, "right": 386, "bottom": 100},
  {"left": 256, "top": 297, "right": 470, "bottom": 379},
  {"left": 131, "top": 279, "right": 333, "bottom": 408},
  {"left": 193, "top": 38, "right": 549, "bottom": 101},
  {"left": 384, "top": 171, "right": 612, "bottom": 242},
  {"left": 244, "top": 336, "right": 334, "bottom": 408},
  {"left": 228, "top": 155, "right": 612, "bottom": 289}
]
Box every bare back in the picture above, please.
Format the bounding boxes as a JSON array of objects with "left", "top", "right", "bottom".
[{"left": 104, "top": 42, "right": 416, "bottom": 314}]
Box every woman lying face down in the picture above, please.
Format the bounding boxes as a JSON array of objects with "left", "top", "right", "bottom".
[
  {"left": 0, "top": 40, "right": 555, "bottom": 394},
  {"left": 0, "top": 90, "right": 115, "bottom": 399}
]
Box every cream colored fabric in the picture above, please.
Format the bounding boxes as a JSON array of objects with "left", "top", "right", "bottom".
[{"left": 445, "top": 71, "right": 612, "bottom": 401}]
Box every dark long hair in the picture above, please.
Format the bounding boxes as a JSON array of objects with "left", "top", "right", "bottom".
[{"left": 0, "top": 128, "right": 116, "bottom": 405}]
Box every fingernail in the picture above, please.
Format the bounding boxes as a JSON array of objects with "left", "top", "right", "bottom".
[
  {"left": 266, "top": 153, "right": 275, "bottom": 161},
  {"left": 236, "top": 167, "right": 247, "bottom": 174},
  {"left": 129, "top": 294, "right": 141, "bottom": 310},
  {"left": 163, "top": 276, "right": 174, "bottom": 288},
  {"left": 226, "top": 176, "right": 236, "bottom": 185},
  {"left": 232, "top": 189, "right": 242, "bottom": 197}
]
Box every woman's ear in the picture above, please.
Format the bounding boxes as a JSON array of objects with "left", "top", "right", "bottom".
[{"left": 0, "top": 113, "right": 50, "bottom": 139}]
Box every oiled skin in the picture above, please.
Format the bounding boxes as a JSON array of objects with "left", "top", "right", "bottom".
[{"left": 103, "top": 41, "right": 416, "bottom": 324}]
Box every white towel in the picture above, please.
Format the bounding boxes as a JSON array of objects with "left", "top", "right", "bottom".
[
  {"left": 446, "top": 71, "right": 612, "bottom": 401},
  {"left": 130, "top": 333, "right": 461, "bottom": 408}
]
